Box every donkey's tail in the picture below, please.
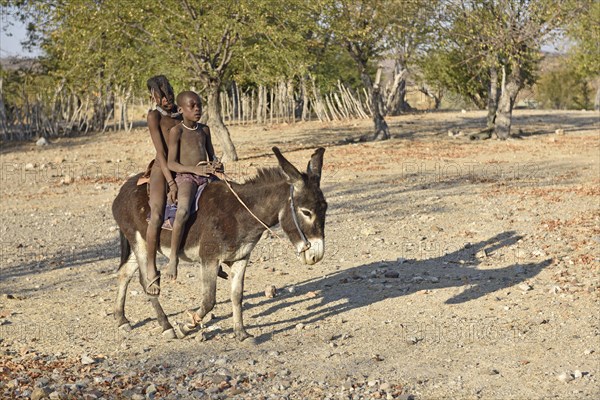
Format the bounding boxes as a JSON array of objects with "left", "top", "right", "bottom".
[{"left": 118, "top": 230, "right": 131, "bottom": 270}]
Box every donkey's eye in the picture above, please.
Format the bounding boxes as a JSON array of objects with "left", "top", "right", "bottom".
[{"left": 300, "top": 209, "right": 312, "bottom": 218}]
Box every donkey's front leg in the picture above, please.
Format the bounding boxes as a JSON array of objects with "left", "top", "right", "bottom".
[
  {"left": 176, "top": 261, "right": 219, "bottom": 338},
  {"left": 231, "top": 258, "right": 252, "bottom": 341}
]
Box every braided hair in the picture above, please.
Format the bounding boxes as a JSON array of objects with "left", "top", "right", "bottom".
[{"left": 147, "top": 75, "right": 174, "bottom": 104}]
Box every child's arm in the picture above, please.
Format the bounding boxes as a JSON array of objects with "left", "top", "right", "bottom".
[
  {"left": 148, "top": 111, "right": 174, "bottom": 185},
  {"left": 204, "top": 126, "right": 223, "bottom": 173},
  {"left": 167, "top": 126, "right": 211, "bottom": 176}
]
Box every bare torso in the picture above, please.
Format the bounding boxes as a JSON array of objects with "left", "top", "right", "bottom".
[
  {"left": 174, "top": 123, "right": 210, "bottom": 168},
  {"left": 149, "top": 110, "right": 181, "bottom": 158}
]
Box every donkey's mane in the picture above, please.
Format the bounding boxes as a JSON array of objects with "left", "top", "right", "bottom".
[{"left": 241, "top": 167, "right": 289, "bottom": 186}]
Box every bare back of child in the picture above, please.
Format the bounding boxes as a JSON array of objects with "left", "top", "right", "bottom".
[{"left": 166, "top": 91, "right": 222, "bottom": 281}]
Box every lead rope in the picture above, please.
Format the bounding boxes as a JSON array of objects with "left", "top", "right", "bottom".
[
  {"left": 221, "top": 171, "right": 311, "bottom": 254},
  {"left": 221, "top": 172, "right": 285, "bottom": 242}
]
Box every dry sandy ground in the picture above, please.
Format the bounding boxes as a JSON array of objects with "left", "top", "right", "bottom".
[{"left": 0, "top": 109, "right": 599, "bottom": 399}]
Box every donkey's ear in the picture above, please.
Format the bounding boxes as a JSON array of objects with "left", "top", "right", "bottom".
[
  {"left": 306, "top": 147, "right": 325, "bottom": 185},
  {"left": 273, "top": 147, "right": 302, "bottom": 183}
]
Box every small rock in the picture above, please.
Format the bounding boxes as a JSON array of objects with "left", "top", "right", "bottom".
[
  {"left": 296, "top": 323, "right": 305, "bottom": 331},
  {"left": 31, "top": 387, "right": 51, "bottom": 400},
  {"left": 557, "top": 372, "right": 574, "bottom": 383},
  {"left": 49, "top": 392, "right": 65, "bottom": 400},
  {"left": 62, "top": 175, "right": 73, "bottom": 185},
  {"left": 555, "top": 128, "right": 565, "bottom": 135},
  {"left": 549, "top": 285, "right": 562, "bottom": 294},
  {"left": 518, "top": 283, "right": 533, "bottom": 292},
  {"left": 25, "top": 163, "right": 36, "bottom": 170},
  {"left": 573, "top": 370, "right": 583, "bottom": 379},
  {"left": 81, "top": 355, "right": 96, "bottom": 365},
  {"left": 584, "top": 349, "right": 594, "bottom": 355},
  {"left": 429, "top": 276, "right": 439, "bottom": 283},
  {"left": 287, "top": 286, "right": 296, "bottom": 294},
  {"left": 146, "top": 384, "right": 157, "bottom": 395},
  {"left": 131, "top": 395, "right": 145, "bottom": 400},
  {"left": 35, "top": 378, "right": 50, "bottom": 388},
  {"left": 305, "top": 291, "right": 318, "bottom": 298},
  {"left": 264, "top": 285, "right": 277, "bottom": 298},
  {"left": 384, "top": 271, "right": 399, "bottom": 279},
  {"left": 36, "top": 137, "right": 49, "bottom": 146}
]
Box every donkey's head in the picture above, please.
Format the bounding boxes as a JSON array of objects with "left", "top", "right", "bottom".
[{"left": 273, "top": 147, "right": 327, "bottom": 265}]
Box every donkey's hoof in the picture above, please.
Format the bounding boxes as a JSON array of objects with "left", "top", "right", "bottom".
[
  {"left": 118, "top": 323, "right": 132, "bottom": 332},
  {"left": 236, "top": 330, "right": 255, "bottom": 343},
  {"left": 241, "top": 336, "right": 258, "bottom": 346},
  {"left": 174, "top": 323, "right": 193, "bottom": 339},
  {"left": 162, "top": 328, "right": 176, "bottom": 339}
]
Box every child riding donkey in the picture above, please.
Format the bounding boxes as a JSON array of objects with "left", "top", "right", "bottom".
[
  {"left": 142, "top": 75, "right": 181, "bottom": 296},
  {"left": 165, "top": 91, "right": 223, "bottom": 282}
]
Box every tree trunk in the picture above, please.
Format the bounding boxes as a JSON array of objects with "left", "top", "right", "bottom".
[
  {"left": 0, "top": 78, "right": 9, "bottom": 139},
  {"left": 418, "top": 85, "right": 441, "bottom": 110},
  {"left": 362, "top": 67, "right": 390, "bottom": 141},
  {"left": 300, "top": 76, "right": 309, "bottom": 121},
  {"left": 494, "top": 65, "right": 521, "bottom": 140},
  {"left": 486, "top": 65, "right": 500, "bottom": 129},
  {"left": 386, "top": 63, "right": 411, "bottom": 116},
  {"left": 207, "top": 82, "right": 238, "bottom": 162},
  {"left": 595, "top": 84, "right": 600, "bottom": 111}
]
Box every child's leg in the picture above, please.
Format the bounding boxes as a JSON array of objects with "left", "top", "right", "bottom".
[
  {"left": 164, "top": 180, "right": 198, "bottom": 281},
  {"left": 145, "top": 163, "right": 166, "bottom": 295}
]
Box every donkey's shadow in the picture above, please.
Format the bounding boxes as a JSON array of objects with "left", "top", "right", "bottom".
[{"left": 238, "top": 231, "right": 550, "bottom": 343}]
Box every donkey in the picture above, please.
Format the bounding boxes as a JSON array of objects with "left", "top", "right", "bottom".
[{"left": 112, "top": 147, "right": 327, "bottom": 341}]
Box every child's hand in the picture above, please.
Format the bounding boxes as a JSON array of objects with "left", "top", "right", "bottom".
[
  {"left": 167, "top": 184, "right": 178, "bottom": 204},
  {"left": 193, "top": 163, "right": 210, "bottom": 176},
  {"left": 212, "top": 160, "right": 224, "bottom": 173}
]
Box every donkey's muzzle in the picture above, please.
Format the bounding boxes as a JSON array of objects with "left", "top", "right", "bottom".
[{"left": 299, "top": 238, "right": 324, "bottom": 265}]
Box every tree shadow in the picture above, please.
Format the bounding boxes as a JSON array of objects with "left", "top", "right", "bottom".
[{"left": 234, "top": 231, "right": 550, "bottom": 344}]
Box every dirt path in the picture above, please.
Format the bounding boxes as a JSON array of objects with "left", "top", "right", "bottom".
[{"left": 1, "top": 110, "right": 599, "bottom": 399}]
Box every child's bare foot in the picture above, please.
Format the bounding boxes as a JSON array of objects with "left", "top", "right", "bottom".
[
  {"left": 145, "top": 272, "right": 160, "bottom": 296},
  {"left": 163, "top": 262, "right": 178, "bottom": 281}
]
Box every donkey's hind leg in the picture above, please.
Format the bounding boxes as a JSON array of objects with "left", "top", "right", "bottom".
[
  {"left": 132, "top": 232, "right": 175, "bottom": 338},
  {"left": 114, "top": 252, "right": 138, "bottom": 331}
]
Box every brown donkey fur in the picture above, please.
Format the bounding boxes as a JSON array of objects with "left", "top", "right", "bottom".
[{"left": 112, "top": 147, "right": 327, "bottom": 340}]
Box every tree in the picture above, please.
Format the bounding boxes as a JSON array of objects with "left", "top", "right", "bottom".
[
  {"left": 565, "top": 0, "right": 600, "bottom": 110},
  {"left": 425, "top": 0, "right": 574, "bottom": 138},
  {"left": 4, "top": 0, "right": 317, "bottom": 159},
  {"left": 323, "top": 0, "right": 400, "bottom": 141},
  {"left": 385, "top": 0, "right": 437, "bottom": 116}
]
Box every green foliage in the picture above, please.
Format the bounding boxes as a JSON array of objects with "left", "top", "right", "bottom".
[
  {"left": 566, "top": 0, "right": 600, "bottom": 78},
  {"left": 417, "top": 0, "right": 567, "bottom": 110},
  {"left": 419, "top": 49, "right": 490, "bottom": 109},
  {"left": 536, "top": 67, "right": 591, "bottom": 110}
]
